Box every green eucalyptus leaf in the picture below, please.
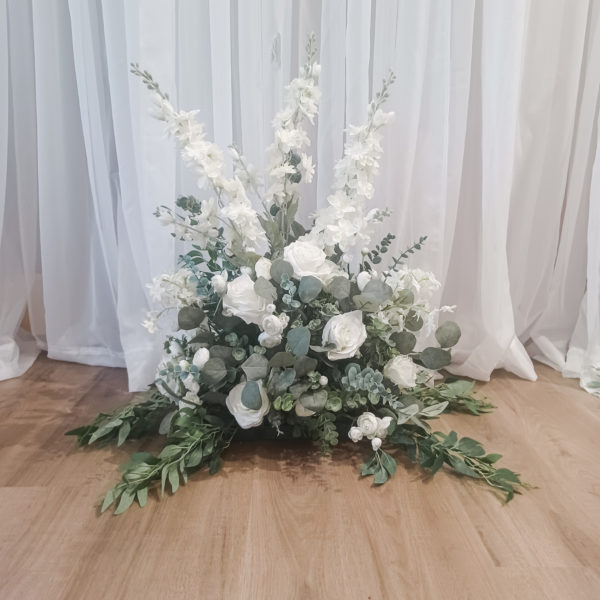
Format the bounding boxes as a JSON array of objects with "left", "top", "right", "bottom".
[
  {"left": 202, "top": 357, "right": 227, "bottom": 384},
  {"left": 294, "top": 355, "right": 318, "bottom": 377},
  {"left": 404, "top": 310, "right": 424, "bottom": 332},
  {"left": 254, "top": 277, "right": 277, "bottom": 302},
  {"left": 391, "top": 331, "right": 416, "bottom": 354},
  {"left": 269, "top": 352, "right": 296, "bottom": 368},
  {"left": 380, "top": 451, "right": 397, "bottom": 476},
  {"left": 395, "top": 289, "right": 414, "bottom": 305},
  {"left": 435, "top": 321, "right": 461, "bottom": 348},
  {"left": 270, "top": 259, "right": 294, "bottom": 284},
  {"left": 362, "top": 279, "right": 393, "bottom": 305},
  {"left": 299, "top": 390, "right": 327, "bottom": 412},
  {"left": 114, "top": 490, "right": 135, "bottom": 515},
  {"left": 241, "top": 380, "right": 262, "bottom": 410},
  {"left": 274, "top": 368, "right": 296, "bottom": 393},
  {"left": 178, "top": 306, "right": 205, "bottom": 330},
  {"left": 241, "top": 353, "right": 269, "bottom": 381},
  {"left": 298, "top": 276, "right": 322, "bottom": 303},
  {"left": 420, "top": 347, "right": 451, "bottom": 370},
  {"left": 287, "top": 326, "right": 310, "bottom": 357},
  {"left": 328, "top": 276, "right": 351, "bottom": 300}
]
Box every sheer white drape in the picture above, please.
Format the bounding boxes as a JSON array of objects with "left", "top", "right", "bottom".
[{"left": 1, "top": 0, "right": 599, "bottom": 394}]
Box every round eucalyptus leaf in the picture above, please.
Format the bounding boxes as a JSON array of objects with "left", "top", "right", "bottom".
[
  {"left": 287, "top": 326, "right": 311, "bottom": 357},
  {"left": 327, "top": 276, "right": 351, "bottom": 300},
  {"left": 298, "top": 276, "right": 322, "bottom": 303},
  {"left": 270, "top": 259, "right": 294, "bottom": 284},
  {"left": 391, "top": 331, "right": 417, "bottom": 354},
  {"left": 241, "top": 353, "right": 269, "bottom": 381},
  {"left": 202, "top": 357, "right": 227, "bottom": 384},
  {"left": 435, "top": 321, "right": 461, "bottom": 348},
  {"left": 419, "top": 347, "right": 451, "bottom": 370},
  {"left": 241, "top": 381, "right": 262, "bottom": 410},
  {"left": 299, "top": 390, "right": 327, "bottom": 411},
  {"left": 404, "top": 309, "right": 424, "bottom": 332},
  {"left": 254, "top": 277, "right": 277, "bottom": 302},
  {"left": 178, "top": 306, "right": 205, "bottom": 330}
]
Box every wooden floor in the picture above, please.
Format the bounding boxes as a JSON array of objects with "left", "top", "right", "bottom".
[{"left": 0, "top": 355, "right": 599, "bottom": 599}]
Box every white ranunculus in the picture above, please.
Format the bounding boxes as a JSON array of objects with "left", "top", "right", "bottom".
[
  {"left": 262, "top": 314, "right": 285, "bottom": 336},
  {"left": 371, "top": 437, "right": 382, "bottom": 451},
  {"left": 322, "top": 310, "right": 367, "bottom": 361},
  {"left": 225, "top": 380, "right": 270, "bottom": 429},
  {"left": 348, "top": 426, "right": 363, "bottom": 442},
  {"left": 211, "top": 274, "right": 228, "bottom": 295},
  {"left": 192, "top": 347, "right": 210, "bottom": 370},
  {"left": 295, "top": 402, "right": 315, "bottom": 417},
  {"left": 357, "top": 412, "right": 379, "bottom": 438},
  {"left": 258, "top": 332, "right": 282, "bottom": 348},
  {"left": 383, "top": 355, "right": 418, "bottom": 388},
  {"left": 375, "top": 416, "right": 392, "bottom": 439},
  {"left": 283, "top": 239, "right": 343, "bottom": 284},
  {"left": 255, "top": 257, "right": 272, "bottom": 280},
  {"left": 222, "top": 273, "right": 269, "bottom": 325}
]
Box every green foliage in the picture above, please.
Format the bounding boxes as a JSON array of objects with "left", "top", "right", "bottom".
[
  {"left": 101, "top": 407, "right": 237, "bottom": 515},
  {"left": 241, "top": 381, "right": 262, "bottom": 409},
  {"left": 387, "top": 236, "right": 428, "bottom": 272},
  {"left": 66, "top": 392, "right": 171, "bottom": 446},
  {"left": 327, "top": 276, "right": 351, "bottom": 300},
  {"left": 241, "top": 353, "right": 269, "bottom": 381},
  {"left": 435, "top": 321, "right": 461, "bottom": 348},
  {"left": 298, "top": 276, "right": 322, "bottom": 303},
  {"left": 419, "top": 347, "right": 452, "bottom": 370},
  {"left": 287, "top": 326, "right": 311, "bottom": 357},
  {"left": 178, "top": 306, "right": 205, "bottom": 330}
]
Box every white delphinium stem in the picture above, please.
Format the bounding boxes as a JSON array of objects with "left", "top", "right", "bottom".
[
  {"left": 309, "top": 72, "right": 396, "bottom": 256},
  {"left": 131, "top": 64, "right": 267, "bottom": 257}
]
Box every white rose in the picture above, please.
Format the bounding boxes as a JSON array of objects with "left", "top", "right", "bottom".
[
  {"left": 295, "top": 402, "right": 315, "bottom": 417},
  {"left": 258, "top": 332, "right": 282, "bottom": 348},
  {"left": 255, "top": 257, "right": 272, "bottom": 280},
  {"left": 375, "top": 416, "right": 392, "bottom": 439},
  {"left": 371, "top": 437, "right": 382, "bottom": 451},
  {"left": 356, "top": 271, "right": 372, "bottom": 292},
  {"left": 192, "top": 347, "right": 210, "bottom": 370},
  {"left": 348, "top": 426, "right": 363, "bottom": 442},
  {"left": 262, "top": 314, "right": 284, "bottom": 336},
  {"left": 357, "top": 412, "right": 379, "bottom": 438},
  {"left": 383, "top": 355, "right": 418, "bottom": 388},
  {"left": 225, "top": 380, "right": 270, "bottom": 429},
  {"left": 179, "top": 360, "right": 190, "bottom": 372},
  {"left": 222, "top": 273, "right": 269, "bottom": 325},
  {"left": 211, "top": 274, "right": 228, "bottom": 295},
  {"left": 283, "top": 240, "right": 343, "bottom": 284},
  {"left": 322, "top": 311, "right": 367, "bottom": 361}
]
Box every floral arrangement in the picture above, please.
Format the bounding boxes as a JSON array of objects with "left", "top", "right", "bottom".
[{"left": 67, "top": 36, "right": 526, "bottom": 514}]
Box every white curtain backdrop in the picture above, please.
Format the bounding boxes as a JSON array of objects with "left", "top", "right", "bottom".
[{"left": 1, "top": 0, "right": 599, "bottom": 395}]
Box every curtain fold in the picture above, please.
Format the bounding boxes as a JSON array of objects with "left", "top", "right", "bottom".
[{"left": 1, "top": 0, "right": 598, "bottom": 395}]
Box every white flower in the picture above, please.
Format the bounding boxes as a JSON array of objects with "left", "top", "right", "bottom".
[
  {"left": 319, "top": 375, "right": 328, "bottom": 386},
  {"left": 255, "top": 257, "right": 272, "bottom": 280},
  {"left": 375, "top": 416, "right": 392, "bottom": 439},
  {"left": 211, "top": 274, "right": 228, "bottom": 295},
  {"left": 357, "top": 412, "right": 379, "bottom": 437},
  {"left": 179, "top": 360, "right": 191, "bottom": 372},
  {"left": 169, "top": 341, "right": 184, "bottom": 357},
  {"left": 142, "top": 314, "right": 158, "bottom": 333},
  {"left": 295, "top": 402, "right": 315, "bottom": 417},
  {"left": 192, "top": 348, "right": 210, "bottom": 370},
  {"left": 356, "top": 271, "right": 373, "bottom": 291},
  {"left": 322, "top": 311, "right": 367, "bottom": 361},
  {"left": 258, "top": 332, "right": 282, "bottom": 348},
  {"left": 222, "top": 273, "right": 269, "bottom": 325},
  {"left": 225, "top": 381, "right": 270, "bottom": 429},
  {"left": 183, "top": 391, "right": 201, "bottom": 405},
  {"left": 371, "top": 437, "right": 382, "bottom": 451},
  {"left": 348, "top": 426, "right": 363, "bottom": 442},
  {"left": 383, "top": 355, "right": 418, "bottom": 388},
  {"left": 262, "top": 314, "right": 285, "bottom": 336},
  {"left": 283, "top": 240, "right": 344, "bottom": 285},
  {"left": 182, "top": 373, "right": 199, "bottom": 394}
]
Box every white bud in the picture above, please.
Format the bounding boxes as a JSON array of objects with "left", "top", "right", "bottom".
[
  {"left": 371, "top": 437, "right": 382, "bottom": 451},
  {"left": 192, "top": 347, "right": 210, "bottom": 370},
  {"left": 319, "top": 375, "right": 328, "bottom": 386}
]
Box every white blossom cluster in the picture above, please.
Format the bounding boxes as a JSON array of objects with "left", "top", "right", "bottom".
[{"left": 309, "top": 75, "right": 395, "bottom": 257}]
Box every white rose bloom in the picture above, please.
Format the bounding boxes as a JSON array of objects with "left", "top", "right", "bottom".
[
  {"left": 192, "top": 347, "right": 210, "bottom": 370},
  {"left": 356, "top": 271, "right": 373, "bottom": 291},
  {"left": 225, "top": 380, "right": 270, "bottom": 429},
  {"left": 383, "top": 355, "right": 418, "bottom": 388},
  {"left": 371, "top": 437, "right": 382, "bottom": 451},
  {"left": 211, "top": 274, "right": 228, "bottom": 295},
  {"left": 261, "top": 314, "right": 285, "bottom": 336},
  {"left": 179, "top": 360, "right": 191, "bottom": 372},
  {"left": 375, "top": 416, "right": 392, "bottom": 439},
  {"left": 258, "top": 332, "right": 282, "bottom": 348},
  {"left": 283, "top": 239, "right": 344, "bottom": 285},
  {"left": 357, "top": 412, "right": 379, "bottom": 438},
  {"left": 255, "top": 257, "right": 272, "bottom": 280},
  {"left": 222, "top": 273, "right": 269, "bottom": 325},
  {"left": 322, "top": 311, "right": 367, "bottom": 361},
  {"left": 295, "top": 402, "right": 315, "bottom": 417},
  {"left": 348, "top": 426, "right": 363, "bottom": 442}
]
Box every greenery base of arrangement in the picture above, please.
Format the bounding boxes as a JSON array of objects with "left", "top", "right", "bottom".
[{"left": 67, "top": 35, "right": 527, "bottom": 514}]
